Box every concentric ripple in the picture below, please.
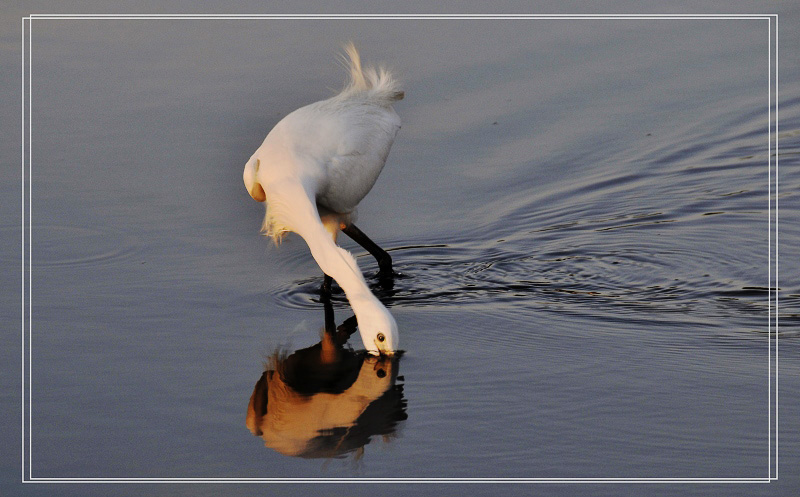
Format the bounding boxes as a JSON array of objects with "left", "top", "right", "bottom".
[
  {"left": 30, "top": 225, "right": 141, "bottom": 269},
  {"left": 267, "top": 95, "right": 800, "bottom": 339}
]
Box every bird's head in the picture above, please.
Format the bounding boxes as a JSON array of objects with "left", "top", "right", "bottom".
[
  {"left": 243, "top": 157, "right": 266, "bottom": 202},
  {"left": 359, "top": 308, "right": 399, "bottom": 357}
]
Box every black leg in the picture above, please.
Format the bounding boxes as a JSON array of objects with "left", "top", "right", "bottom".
[
  {"left": 323, "top": 295, "right": 357, "bottom": 346},
  {"left": 335, "top": 315, "right": 359, "bottom": 345},
  {"left": 341, "top": 223, "right": 394, "bottom": 276},
  {"left": 320, "top": 274, "right": 333, "bottom": 301},
  {"left": 323, "top": 297, "right": 335, "bottom": 334}
]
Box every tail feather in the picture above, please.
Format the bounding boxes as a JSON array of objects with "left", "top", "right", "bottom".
[{"left": 340, "top": 42, "right": 404, "bottom": 105}]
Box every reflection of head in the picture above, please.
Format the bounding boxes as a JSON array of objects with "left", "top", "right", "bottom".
[{"left": 246, "top": 342, "right": 406, "bottom": 459}]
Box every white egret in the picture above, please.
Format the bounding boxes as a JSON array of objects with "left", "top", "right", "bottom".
[{"left": 243, "top": 43, "right": 403, "bottom": 355}]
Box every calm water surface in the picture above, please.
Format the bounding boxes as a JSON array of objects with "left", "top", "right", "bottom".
[{"left": 4, "top": 13, "right": 800, "bottom": 497}]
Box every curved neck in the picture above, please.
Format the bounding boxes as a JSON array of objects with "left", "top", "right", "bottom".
[
  {"left": 278, "top": 182, "right": 387, "bottom": 321},
  {"left": 304, "top": 225, "right": 386, "bottom": 319}
]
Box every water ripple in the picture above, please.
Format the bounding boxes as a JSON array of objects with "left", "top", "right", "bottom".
[
  {"left": 30, "top": 225, "right": 141, "bottom": 269},
  {"left": 271, "top": 233, "right": 772, "bottom": 331},
  {"left": 268, "top": 97, "right": 787, "bottom": 337}
]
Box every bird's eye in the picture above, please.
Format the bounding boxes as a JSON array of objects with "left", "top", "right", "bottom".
[
  {"left": 377, "top": 333, "right": 385, "bottom": 342},
  {"left": 377, "top": 369, "right": 386, "bottom": 378}
]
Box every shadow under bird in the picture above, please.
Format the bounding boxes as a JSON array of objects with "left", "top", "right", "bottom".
[{"left": 243, "top": 43, "right": 403, "bottom": 355}]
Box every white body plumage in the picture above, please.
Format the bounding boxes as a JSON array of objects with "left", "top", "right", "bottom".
[{"left": 243, "top": 44, "right": 402, "bottom": 355}]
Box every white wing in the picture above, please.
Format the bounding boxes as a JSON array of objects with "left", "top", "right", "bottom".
[{"left": 283, "top": 98, "right": 401, "bottom": 213}]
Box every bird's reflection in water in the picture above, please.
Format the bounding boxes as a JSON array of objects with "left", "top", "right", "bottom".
[{"left": 246, "top": 302, "right": 407, "bottom": 460}]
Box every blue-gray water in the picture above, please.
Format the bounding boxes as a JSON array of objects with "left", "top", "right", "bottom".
[{"left": 2, "top": 7, "right": 800, "bottom": 497}]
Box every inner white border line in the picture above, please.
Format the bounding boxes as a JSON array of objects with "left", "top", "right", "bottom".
[
  {"left": 26, "top": 14, "right": 33, "bottom": 485},
  {"left": 20, "top": 15, "right": 26, "bottom": 485},
  {"left": 21, "top": 13, "right": 779, "bottom": 484},
  {"left": 776, "top": 15, "right": 780, "bottom": 481},
  {"left": 768, "top": 15, "right": 771, "bottom": 480},
  {"left": 24, "top": 477, "right": 774, "bottom": 483},
  {"left": 26, "top": 13, "right": 778, "bottom": 16}
]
